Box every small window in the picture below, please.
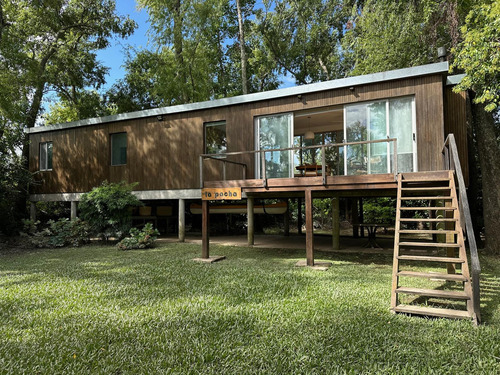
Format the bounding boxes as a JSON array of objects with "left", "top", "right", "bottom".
[
  {"left": 205, "top": 121, "right": 227, "bottom": 155},
  {"left": 39, "top": 142, "right": 53, "bottom": 171},
  {"left": 111, "top": 133, "right": 127, "bottom": 166}
]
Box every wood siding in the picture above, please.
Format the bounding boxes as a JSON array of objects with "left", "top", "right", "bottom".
[
  {"left": 444, "top": 87, "right": 468, "bottom": 183},
  {"left": 30, "top": 74, "right": 448, "bottom": 194}
]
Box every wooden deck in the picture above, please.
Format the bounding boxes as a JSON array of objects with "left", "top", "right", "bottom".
[{"left": 203, "top": 173, "right": 399, "bottom": 196}]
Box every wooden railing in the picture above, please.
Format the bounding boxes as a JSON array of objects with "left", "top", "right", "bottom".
[
  {"left": 442, "top": 133, "right": 481, "bottom": 322},
  {"left": 199, "top": 138, "right": 398, "bottom": 188}
]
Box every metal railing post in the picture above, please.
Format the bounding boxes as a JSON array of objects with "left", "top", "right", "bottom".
[
  {"left": 322, "top": 145, "right": 326, "bottom": 185},
  {"left": 393, "top": 139, "right": 398, "bottom": 180},
  {"left": 261, "top": 151, "right": 267, "bottom": 188},
  {"left": 199, "top": 155, "right": 204, "bottom": 188}
]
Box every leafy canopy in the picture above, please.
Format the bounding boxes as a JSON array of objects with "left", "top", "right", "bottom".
[{"left": 452, "top": 1, "right": 500, "bottom": 112}]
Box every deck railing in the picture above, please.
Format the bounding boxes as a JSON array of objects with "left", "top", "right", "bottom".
[
  {"left": 442, "top": 133, "right": 481, "bottom": 322},
  {"left": 199, "top": 138, "right": 398, "bottom": 188}
]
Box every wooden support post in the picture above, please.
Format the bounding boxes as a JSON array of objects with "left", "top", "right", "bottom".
[
  {"left": 305, "top": 189, "right": 314, "bottom": 266},
  {"left": 332, "top": 196, "right": 340, "bottom": 250},
  {"left": 297, "top": 198, "right": 303, "bottom": 235},
  {"left": 284, "top": 199, "right": 290, "bottom": 237},
  {"left": 178, "top": 198, "right": 185, "bottom": 242},
  {"left": 352, "top": 198, "right": 359, "bottom": 238},
  {"left": 30, "top": 202, "right": 36, "bottom": 221},
  {"left": 70, "top": 201, "right": 77, "bottom": 220},
  {"left": 247, "top": 197, "right": 254, "bottom": 246},
  {"left": 201, "top": 200, "right": 209, "bottom": 259}
]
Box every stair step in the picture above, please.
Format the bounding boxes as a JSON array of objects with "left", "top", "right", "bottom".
[
  {"left": 395, "top": 287, "right": 469, "bottom": 300},
  {"left": 401, "top": 187, "right": 451, "bottom": 191},
  {"left": 397, "top": 271, "right": 467, "bottom": 282},
  {"left": 393, "top": 305, "right": 471, "bottom": 319},
  {"left": 400, "top": 197, "right": 452, "bottom": 201},
  {"left": 397, "top": 255, "right": 465, "bottom": 263},
  {"left": 399, "top": 207, "right": 457, "bottom": 211},
  {"left": 399, "top": 242, "right": 460, "bottom": 248},
  {"left": 399, "top": 229, "right": 458, "bottom": 234},
  {"left": 399, "top": 218, "right": 457, "bottom": 222}
]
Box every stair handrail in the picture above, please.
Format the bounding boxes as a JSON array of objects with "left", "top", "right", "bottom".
[{"left": 442, "top": 133, "right": 481, "bottom": 322}]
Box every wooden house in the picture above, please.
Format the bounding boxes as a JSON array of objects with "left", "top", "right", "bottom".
[{"left": 27, "top": 62, "right": 480, "bottom": 322}]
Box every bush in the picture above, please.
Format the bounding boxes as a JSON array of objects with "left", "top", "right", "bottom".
[
  {"left": 78, "top": 181, "right": 142, "bottom": 240},
  {"left": 21, "top": 218, "right": 90, "bottom": 248},
  {"left": 117, "top": 223, "right": 160, "bottom": 250}
]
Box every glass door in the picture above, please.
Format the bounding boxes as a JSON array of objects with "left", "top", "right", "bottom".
[
  {"left": 256, "top": 113, "right": 294, "bottom": 178},
  {"left": 344, "top": 97, "right": 416, "bottom": 175}
]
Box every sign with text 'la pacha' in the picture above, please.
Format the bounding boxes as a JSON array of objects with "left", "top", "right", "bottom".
[{"left": 202, "top": 187, "right": 242, "bottom": 201}]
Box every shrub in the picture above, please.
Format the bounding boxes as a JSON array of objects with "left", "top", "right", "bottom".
[
  {"left": 117, "top": 223, "right": 160, "bottom": 250},
  {"left": 78, "top": 181, "right": 142, "bottom": 240},
  {"left": 21, "top": 218, "right": 90, "bottom": 248}
]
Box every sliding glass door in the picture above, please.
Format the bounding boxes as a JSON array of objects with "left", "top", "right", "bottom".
[
  {"left": 256, "top": 113, "right": 294, "bottom": 178},
  {"left": 344, "top": 97, "right": 416, "bottom": 175}
]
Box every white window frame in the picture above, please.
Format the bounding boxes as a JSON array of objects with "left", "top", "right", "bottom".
[{"left": 39, "top": 141, "right": 53, "bottom": 171}]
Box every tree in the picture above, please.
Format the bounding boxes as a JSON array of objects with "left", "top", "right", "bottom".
[
  {"left": 0, "top": 0, "right": 135, "bottom": 231},
  {"left": 257, "top": 0, "right": 350, "bottom": 84},
  {"left": 452, "top": 1, "right": 500, "bottom": 254}
]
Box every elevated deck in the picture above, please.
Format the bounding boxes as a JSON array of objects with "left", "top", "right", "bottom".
[{"left": 204, "top": 172, "right": 401, "bottom": 197}]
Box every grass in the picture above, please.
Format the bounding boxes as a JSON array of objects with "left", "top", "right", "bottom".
[{"left": 0, "top": 242, "right": 499, "bottom": 374}]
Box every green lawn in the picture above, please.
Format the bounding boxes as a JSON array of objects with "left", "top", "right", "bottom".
[{"left": 1, "top": 243, "right": 499, "bottom": 374}]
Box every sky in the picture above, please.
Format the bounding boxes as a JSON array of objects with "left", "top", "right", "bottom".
[
  {"left": 96, "top": 1, "right": 151, "bottom": 90},
  {"left": 95, "top": 1, "right": 294, "bottom": 91}
]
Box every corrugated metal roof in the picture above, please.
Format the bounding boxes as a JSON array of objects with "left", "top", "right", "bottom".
[{"left": 27, "top": 62, "right": 449, "bottom": 134}]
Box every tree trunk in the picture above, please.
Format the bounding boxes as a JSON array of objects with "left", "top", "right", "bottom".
[
  {"left": 172, "top": 0, "right": 188, "bottom": 102},
  {"left": 235, "top": 0, "right": 248, "bottom": 94},
  {"left": 472, "top": 101, "right": 500, "bottom": 254},
  {"left": 465, "top": 93, "right": 483, "bottom": 245}
]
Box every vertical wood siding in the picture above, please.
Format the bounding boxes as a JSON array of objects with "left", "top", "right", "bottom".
[{"left": 29, "top": 75, "right": 450, "bottom": 194}]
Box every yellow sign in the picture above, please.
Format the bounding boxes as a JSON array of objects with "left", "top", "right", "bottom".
[{"left": 202, "top": 187, "right": 242, "bottom": 201}]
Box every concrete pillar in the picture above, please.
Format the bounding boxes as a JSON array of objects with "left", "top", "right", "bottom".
[
  {"left": 30, "top": 202, "right": 36, "bottom": 221},
  {"left": 70, "top": 201, "right": 77, "bottom": 220},
  {"left": 178, "top": 198, "right": 185, "bottom": 242},
  {"left": 247, "top": 197, "right": 254, "bottom": 246},
  {"left": 332, "top": 197, "right": 340, "bottom": 250},
  {"left": 305, "top": 189, "right": 314, "bottom": 266},
  {"left": 284, "top": 199, "right": 290, "bottom": 237}
]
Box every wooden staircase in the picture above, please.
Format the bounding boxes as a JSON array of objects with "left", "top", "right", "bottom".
[{"left": 391, "top": 171, "right": 477, "bottom": 322}]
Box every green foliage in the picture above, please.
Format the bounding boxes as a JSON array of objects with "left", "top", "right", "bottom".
[
  {"left": 78, "top": 181, "right": 143, "bottom": 239},
  {"left": 117, "top": 223, "right": 160, "bottom": 250},
  {"left": 452, "top": 1, "right": 500, "bottom": 112},
  {"left": 0, "top": 124, "right": 32, "bottom": 235},
  {"left": 21, "top": 218, "right": 90, "bottom": 248},
  {"left": 363, "top": 198, "right": 396, "bottom": 225},
  {"left": 257, "top": 0, "right": 349, "bottom": 84}
]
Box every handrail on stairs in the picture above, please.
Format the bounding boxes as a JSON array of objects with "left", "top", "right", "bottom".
[{"left": 442, "top": 133, "right": 481, "bottom": 323}]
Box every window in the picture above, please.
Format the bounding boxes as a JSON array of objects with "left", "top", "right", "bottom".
[
  {"left": 39, "top": 142, "right": 53, "bottom": 171},
  {"left": 111, "top": 133, "right": 127, "bottom": 166},
  {"left": 204, "top": 121, "right": 227, "bottom": 155}
]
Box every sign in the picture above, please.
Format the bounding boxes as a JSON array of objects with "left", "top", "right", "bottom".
[{"left": 202, "top": 187, "right": 242, "bottom": 201}]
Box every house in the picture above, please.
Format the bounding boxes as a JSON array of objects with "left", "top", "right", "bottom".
[{"left": 26, "top": 62, "right": 480, "bottom": 323}]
